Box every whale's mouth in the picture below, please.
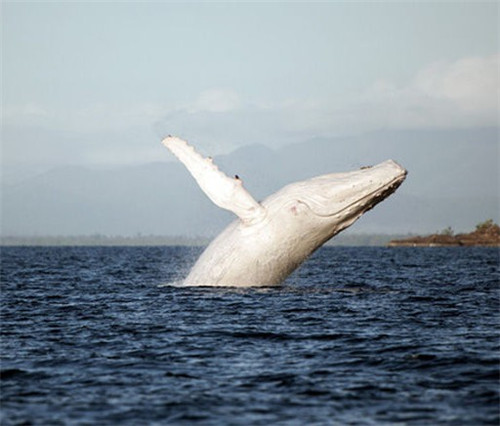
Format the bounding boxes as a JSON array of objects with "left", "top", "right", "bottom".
[{"left": 300, "top": 170, "right": 407, "bottom": 218}]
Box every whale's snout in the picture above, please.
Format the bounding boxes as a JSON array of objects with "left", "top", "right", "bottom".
[{"left": 375, "top": 159, "right": 407, "bottom": 178}]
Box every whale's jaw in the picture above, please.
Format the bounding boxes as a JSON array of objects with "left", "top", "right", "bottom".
[{"left": 162, "top": 137, "right": 407, "bottom": 287}]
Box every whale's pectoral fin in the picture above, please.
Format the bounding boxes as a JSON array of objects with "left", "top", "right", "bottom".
[{"left": 162, "top": 136, "right": 266, "bottom": 225}]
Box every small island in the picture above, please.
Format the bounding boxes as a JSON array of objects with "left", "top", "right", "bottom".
[{"left": 389, "top": 220, "right": 500, "bottom": 247}]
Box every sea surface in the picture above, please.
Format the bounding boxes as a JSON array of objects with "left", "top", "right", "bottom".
[{"left": 1, "top": 246, "right": 499, "bottom": 425}]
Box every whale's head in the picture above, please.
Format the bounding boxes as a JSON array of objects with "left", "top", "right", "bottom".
[{"left": 263, "top": 160, "right": 407, "bottom": 243}]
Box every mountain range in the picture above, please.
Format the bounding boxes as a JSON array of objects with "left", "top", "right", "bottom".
[{"left": 2, "top": 128, "right": 498, "bottom": 237}]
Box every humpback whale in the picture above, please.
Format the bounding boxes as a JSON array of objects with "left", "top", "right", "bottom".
[{"left": 163, "top": 136, "right": 407, "bottom": 287}]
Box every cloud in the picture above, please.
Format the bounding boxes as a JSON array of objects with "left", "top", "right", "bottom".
[
  {"left": 3, "top": 102, "right": 53, "bottom": 125},
  {"left": 358, "top": 53, "right": 499, "bottom": 130},
  {"left": 6, "top": 54, "right": 497, "bottom": 139},
  {"left": 189, "top": 89, "right": 241, "bottom": 113},
  {"left": 159, "top": 54, "right": 499, "bottom": 150},
  {"left": 3, "top": 102, "right": 169, "bottom": 133},
  {"left": 414, "top": 54, "right": 498, "bottom": 112},
  {"left": 3, "top": 54, "right": 498, "bottom": 168}
]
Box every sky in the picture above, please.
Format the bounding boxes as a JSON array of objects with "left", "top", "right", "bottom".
[{"left": 2, "top": 1, "right": 498, "bottom": 167}]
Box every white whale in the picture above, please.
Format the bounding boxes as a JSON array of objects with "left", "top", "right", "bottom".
[{"left": 163, "top": 136, "right": 407, "bottom": 287}]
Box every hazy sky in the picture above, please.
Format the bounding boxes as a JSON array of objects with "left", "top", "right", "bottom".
[{"left": 2, "top": 1, "right": 499, "bottom": 166}]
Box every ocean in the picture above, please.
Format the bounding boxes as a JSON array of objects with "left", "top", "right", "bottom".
[{"left": 1, "top": 246, "right": 499, "bottom": 425}]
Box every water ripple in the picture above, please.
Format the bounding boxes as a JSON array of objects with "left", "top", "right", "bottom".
[{"left": 1, "top": 246, "right": 498, "bottom": 425}]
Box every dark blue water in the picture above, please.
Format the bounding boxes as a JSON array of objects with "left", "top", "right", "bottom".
[{"left": 1, "top": 246, "right": 499, "bottom": 425}]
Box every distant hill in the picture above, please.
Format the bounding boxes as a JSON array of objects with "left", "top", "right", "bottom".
[
  {"left": 389, "top": 220, "right": 500, "bottom": 247},
  {"left": 1, "top": 128, "right": 498, "bottom": 237}
]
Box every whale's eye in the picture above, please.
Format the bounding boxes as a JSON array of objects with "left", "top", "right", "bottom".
[{"left": 289, "top": 201, "right": 306, "bottom": 216}]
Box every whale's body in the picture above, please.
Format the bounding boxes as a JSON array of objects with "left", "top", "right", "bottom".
[{"left": 163, "top": 137, "right": 407, "bottom": 287}]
